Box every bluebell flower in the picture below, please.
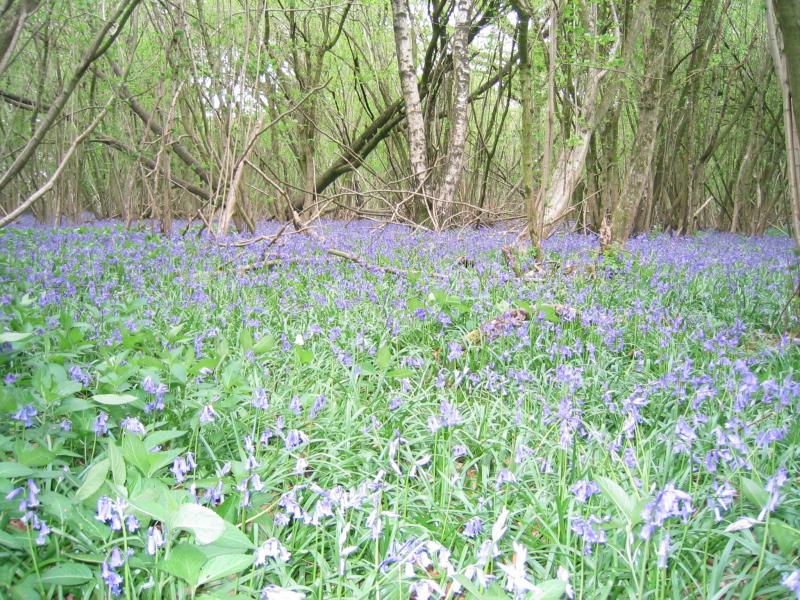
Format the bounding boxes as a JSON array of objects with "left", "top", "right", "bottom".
[
  {"left": 656, "top": 534, "right": 671, "bottom": 568},
  {"left": 463, "top": 516, "right": 482, "bottom": 538},
  {"left": 570, "top": 515, "right": 608, "bottom": 554},
  {"left": 782, "top": 570, "right": 800, "bottom": 599},
  {"left": 707, "top": 481, "right": 737, "bottom": 521},
  {"left": 13, "top": 404, "right": 37, "bottom": 428},
  {"left": 289, "top": 395, "right": 303, "bottom": 416},
  {"left": 759, "top": 466, "right": 788, "bottom": 520},
  {"left": 310, "top": 394, "right": 326, "bottom": 419},
  {"left": 261, "top": 585, "right": 306, "bottom": 600},
  {"left": 252, "top": 388, "right": 270, "bottom": 410},
  {"left": 199, "top": 404, "right": 217, "bottom": 424},
  {"left": 146, "top": 526, "right": 164, "bottom": 555},
  {"left": 498, "top": 541, "right": 537, "bottom": 597},
  {"left": 570, "top": 480, "right": 600, "bottom": 503},
  {"left": 121, "top": 416, "right": 145, "bottom": 435},
  {"left": 285, "top": 429, "right": 308, "bottom": 450},
  {"left": 93, "top": 412, "right": 109, "bottom": 436},
  {"left": 640, "top": 484, "right": 693, "bottom": 540},
  {"left": 453, "top": 445, "right": 468, "bottom": 459},
  {"left": 255, "top": 538, "right": 291, "bottom": 565},
  {"left": 495, "top": 469, "right": 517, "bottom": 489}
]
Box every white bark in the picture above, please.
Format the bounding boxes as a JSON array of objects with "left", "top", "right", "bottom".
[
  {"left": 390, "top": 0, "right": 430, "bottom": 219},
  {"left": 436, "top": 0, "right": 471, "bottom": 224}
]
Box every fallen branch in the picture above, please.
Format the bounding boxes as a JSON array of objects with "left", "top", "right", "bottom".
[{"left": 325, "top": 249, "right": 449, "bottom": 279}]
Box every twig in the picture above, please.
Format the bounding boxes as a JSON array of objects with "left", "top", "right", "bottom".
[{"left": 325, "top": 249, "right": 448, "bottom": 279}]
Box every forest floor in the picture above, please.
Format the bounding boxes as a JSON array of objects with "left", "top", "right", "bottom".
[{"left": 0, "top": 220, "right": 798, "bottom": 599}]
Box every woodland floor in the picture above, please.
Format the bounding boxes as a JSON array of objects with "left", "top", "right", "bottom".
[{"left": 0, "top": 220, "right": 798, "bottom": 599}]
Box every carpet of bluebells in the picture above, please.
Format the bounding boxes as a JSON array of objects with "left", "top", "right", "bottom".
[{"left": 0, "top": 220, "right": 799, "bottom": 600}]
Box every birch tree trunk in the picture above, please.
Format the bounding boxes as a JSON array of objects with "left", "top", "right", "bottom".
[
  {"left": 390, "top": 0, "right": 432, "bottom": 225},
  {"left": 435, "top": 0, "right": 471, "bottom": 226}
]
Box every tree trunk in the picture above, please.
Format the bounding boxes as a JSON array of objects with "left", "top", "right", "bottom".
[
  {"left": 435, "top": 0, "right": 470, "bottom": 226},
  {"left": 513, "top": 3, "right": 539, "bottom": 253},
  {"left": 390, "top": 0, "right": 432, "bottom": 225},
  {"left": 767, "top": 0, "right": 800, "bottom": 245},
  {"left": 610, "top": 0, "right": 674, "bottom": 247}
]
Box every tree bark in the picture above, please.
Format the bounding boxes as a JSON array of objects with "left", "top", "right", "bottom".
[
  {"left": 435, "top": 0, "right": 471, "bottom": 226},
  {"left": 767, "top": 0, "right": 800, "bottom": 245},
  {"left": 610, "top": 0, "right": 674, "bottom": 246},
  {"left": 390, "top": 0, "right": 432, "bottom": 224}
]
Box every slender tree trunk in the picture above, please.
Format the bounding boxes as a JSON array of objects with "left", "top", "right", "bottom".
[
  {"left": 513, "top": 2, "right": 539, "bottom": 253},
  {"left": 435, "top": 0, "right": 470, "bottom": 226},
  {"left": 610, "top": 0, "right": 674, "bottom": 247},
  {"left": 390, "top": 0, "right": 432, "bottom": 225},
  {"left": 0, "top": 0, "right": 142, "bottom": 196},
  {"left": 766, "top": 0, "right": 800, "bottom": 245}
]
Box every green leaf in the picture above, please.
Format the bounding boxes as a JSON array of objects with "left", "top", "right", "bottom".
[
  {"left": 0, "top": 530, "right": 26, "bottom": 549},
  {"left": 198, "top": 522, "right": 255, "bottom": 557},
  {"left": 143, "top": 430, "right": 187, "bottom": 450},
  {"left": 156, "top": 543, "right": 205, "bottom": 587},
  {"left": 294, "top": 346, "right": 313, "bottom": 365},
  {"left": 536, "top": 578, "right": 567, "bottom": 599},
  {"left": 375, "top": 345, "right": 391, "bottom": 370},
  {"left": 108, "top": 442, "right": 126, "bottom": 487},
  {"left": 741, "top": 477, "right": 769, "bottom": 508},
  {"left": 170, "top": 363, "right": 188, "bottom": 384},
  {"left": 769, "top": 518, "right": 798, "bottom": 557},
  {"left": 253, "top": 334, "right": 275, "bottom": 355},
  {"left": 76, "top": 458, "right": 110, "bottom": 501},
  {"left": 171, "top": 503, "right": 225, "bottom": 544},
  {"left": 597, "top": 476, "right": 640, "bottom": 524},
  {"left": 38, "top": 562, "right": 93, "bottom": 586},
  {"left": 239, "top": 328, "right": 254, "bottom": 351},
  {"left": 18, "top": 446, "right": 55, "bottom": 468},
  {"left": 146, "top": 447, "right": 185, "bottom": 478},
  {"left": 0, "top": 462, "right": 34, "bottom": 478},
  {"left": 0, "top": 332, "right": 32, "bottom": 343},
  {"left": 92, "top": 393, "right": 137, "bottom": 406},
  {"left": 122, "top": 435, "right": 152, "bottom": 474},
  {"left": 197, "top": 554, "right": 254, "bottom": 585}
]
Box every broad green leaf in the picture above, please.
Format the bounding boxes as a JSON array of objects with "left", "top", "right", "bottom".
[
  {"left": 76, "top": 458, "right": 109, "bottom": 501},
  {"left": 375, "top": 345, "right": 392, "bottom": 370},
  {"left": 536, "top": 578, "right": 567, "bottom": 599},
  {"left": 239, "top": 328, "right": 254, "bottom": 351},
  {"left": 0, "top": 332, "right": 32, "bottom": 343},
  {"left": 38, "top": 562, "right": 92, "bottom": 586},
  {"left": 146, "top": 447, "right": 185, "bottom": 478},
  {"left": 171, "top": 503, "right": 225, "bottom": 544},
  {"left": 769, "top": 518, "right": 798, "bottom": 557},
  {"left": 197, "top": 554, "right": 254, "bottom": 585},
  {"left": 198, "top": 522, "right": 255, "bottom": 557},
  {"left": 252, "top": 334, "right": 275, "bottom": 355},
  {"left": 122, "top": 434, "right": 152, "bottom": 474},
  {"left": 740, "top": 477, "right": 769, "bottom": 508},
  {"left": 156, "top": 543, "right": 205, "bottom": 587},
  {"left": 92, "top": 393, "right": 137, "bottom": 406},
  {"left": 294, "top": 346, "right": 313, "bottom": 365},
  {"left": 0, "top": 530, "right": 26, "bottom": 549},
  {"left": 18, "top": 446, "right": 55, "bottom": 468},
  {"left": 0, "top": 462, "right": 34, "bottom": 478},
  {"left": 597, "top": 476, "right": 639, "bottom": 524},
  {"left": 143, "top": 430, "right": 187, "bottom": 450},
  {"left": 108, "top": 442, "right": 126, "bottom": 487}
]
